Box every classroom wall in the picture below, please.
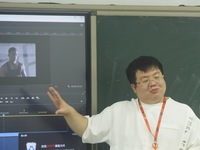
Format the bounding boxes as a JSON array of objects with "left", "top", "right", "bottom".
[
  {"left": 1, "top": 3, "right": 200, "bottom": 150},
  {"left": 0, "top": 0, "right": 199, "bottom": 6}
]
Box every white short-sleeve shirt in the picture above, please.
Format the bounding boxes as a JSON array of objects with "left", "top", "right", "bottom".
[{"left": 82, "top": 97, "right": 200, "bottom": 150}]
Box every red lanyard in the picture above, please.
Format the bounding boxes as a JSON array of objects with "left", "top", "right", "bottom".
[{"left": 138, "top": 97, "right": 167, "bottom": 150}]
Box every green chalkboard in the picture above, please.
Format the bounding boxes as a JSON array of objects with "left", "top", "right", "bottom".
[{"left": 97, "top": 15, "right": 200, "bottom": 149}]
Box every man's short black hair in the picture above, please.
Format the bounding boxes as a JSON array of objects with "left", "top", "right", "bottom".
[
  {"left": 8, "top": 47, "right": 17, "bottom": 54},
  {"left": 126, "top": 56, "right": 164, "bottom": 84}
]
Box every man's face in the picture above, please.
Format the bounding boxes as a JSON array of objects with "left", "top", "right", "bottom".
[
  {"left": 8, "top": 50, "right": 18, "bottom": 63},
  {"left": 131, "top": 67, "right": 166, "bottom": 104}
]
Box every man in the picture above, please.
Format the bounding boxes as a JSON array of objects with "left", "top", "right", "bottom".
[
  {"left": 0, "top": 47, "right": 27, "bottom": 77},
  {"left": 47, "top": 56, "right": 200, "bottom": 150}
]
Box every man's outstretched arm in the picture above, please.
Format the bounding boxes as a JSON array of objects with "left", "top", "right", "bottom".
[{"left": 47, "top": 87, "right": 88, "bottom": 137}]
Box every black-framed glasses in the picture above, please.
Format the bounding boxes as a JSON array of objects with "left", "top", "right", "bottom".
[{"left": 136, "top": 73, "right": 164, "bottom": 87}]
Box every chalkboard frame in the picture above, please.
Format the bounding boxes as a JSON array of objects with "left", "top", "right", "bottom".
[{"left": 96, "top": 9, "right": 200, "bottom": 150}]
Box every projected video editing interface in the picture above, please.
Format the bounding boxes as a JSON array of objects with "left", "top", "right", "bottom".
[
  {"left": 0, "top": 14, "right": 89, "bottom": 116},
  {"left": 0, "top": 12, "right": 91, "bottom": 150}
]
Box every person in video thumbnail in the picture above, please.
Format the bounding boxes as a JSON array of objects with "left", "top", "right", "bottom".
[{"left": 0, "top": 47, "right": 27, "bottom": 77}]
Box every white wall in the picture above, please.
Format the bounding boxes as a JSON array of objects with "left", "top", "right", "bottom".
[{"left": 0, "top": 0, "right": 199, "bottom": 6}]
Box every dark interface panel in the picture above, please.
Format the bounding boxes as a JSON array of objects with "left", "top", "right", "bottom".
[
  {"left": 0, "top": 13, "right": 90, "bottom": 116},
  {"left": 0, "top": 11, "right": 91, "bottom": 150},
  {"left": 0, "top": 116, "right": 85, "bottom": 150}
]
